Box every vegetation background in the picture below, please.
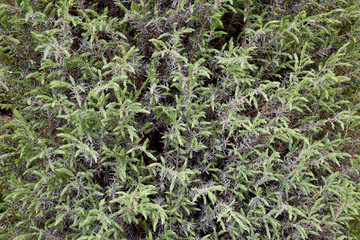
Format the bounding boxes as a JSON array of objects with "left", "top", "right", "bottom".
[{"left": 0, "top": 0, "right": 359, "bottom": 239}]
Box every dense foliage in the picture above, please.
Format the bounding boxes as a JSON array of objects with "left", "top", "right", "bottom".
[{"left": 1, "top": 0, "right": 360, "bottom": 239}]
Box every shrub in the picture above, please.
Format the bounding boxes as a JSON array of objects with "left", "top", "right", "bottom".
[{"left": 1, "top": 0, "right": 359, "bottom": 239}]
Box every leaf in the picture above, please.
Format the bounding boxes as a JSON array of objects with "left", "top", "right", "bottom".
[
  {"left": 50, "top": 81, "right": 73, "bottom": 89},
  {"left": 54, "top": 213, "right": 66, "bottom": 226},
  {"left": 56, "top": 168, "right": 74, "bottom": 177}
]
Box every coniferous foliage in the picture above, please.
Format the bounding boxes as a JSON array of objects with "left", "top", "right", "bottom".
[{"left": 0, "top": 0, "right": 360, "bottom": 239}]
